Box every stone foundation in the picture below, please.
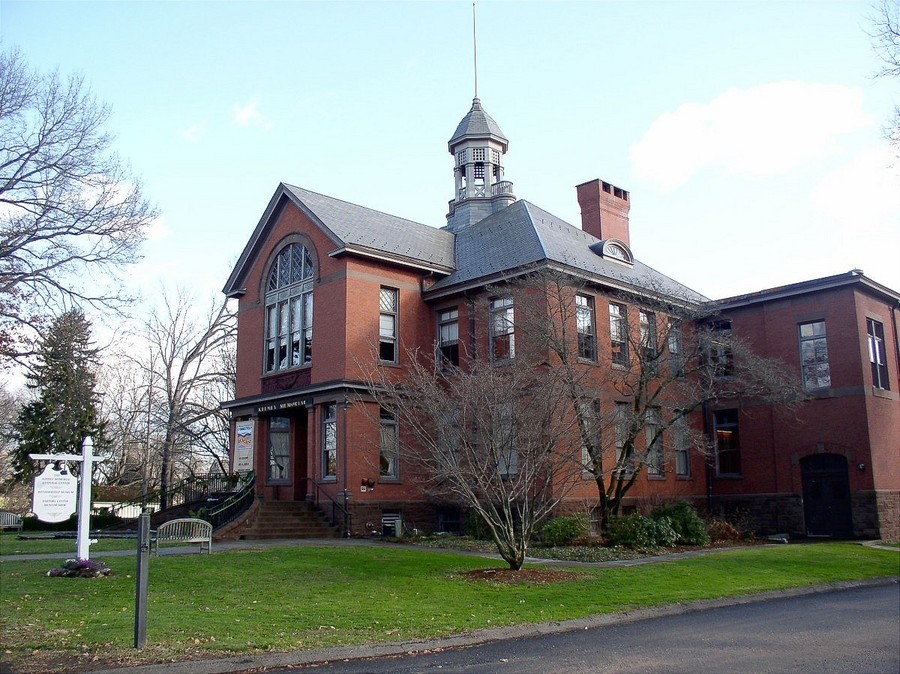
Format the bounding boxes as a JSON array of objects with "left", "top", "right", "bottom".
[
  {"left": 708, "top": 494, "right": 805, "bottom": 537},
  {"left": 872, "top": 490, "right": 900, "bottom": 541}
]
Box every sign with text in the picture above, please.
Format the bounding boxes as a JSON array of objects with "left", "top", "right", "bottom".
[
  {"left": 234, "top": 420, "right": 255, "bottom": 472},
  {"left": 32, "top": 463, "right": 78, "bottom": 523}
]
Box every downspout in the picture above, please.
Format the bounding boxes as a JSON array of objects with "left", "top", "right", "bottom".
[
  {"left": 703, "top": 401, "right": 713, "bottom": 514},
  {"left": 892, "top": 303, "right": 900, "bottom": 386}
]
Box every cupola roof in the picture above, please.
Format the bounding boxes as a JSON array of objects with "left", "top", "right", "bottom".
[{"left": 448, "top": 97, "right": 508, "bottom": 150}]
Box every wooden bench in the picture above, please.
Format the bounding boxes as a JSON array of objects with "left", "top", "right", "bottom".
[
  {"left": 0, "top": 512, "right": 23, "bottom": 532},
  {"left": 153, "top": 518, "right": 212, "bottom": 555}
]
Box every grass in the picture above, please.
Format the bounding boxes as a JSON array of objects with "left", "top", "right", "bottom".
[
  {"left": 0, "top": 543, "right": 897, "bottom": 672},
  {"left": 0, "top": 532, "right": 137, "bottom": 556}
]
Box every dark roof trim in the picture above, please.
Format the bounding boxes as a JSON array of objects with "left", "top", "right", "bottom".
[
  {"left": 713, "top": 271, "right": 900, "bottom": 310},
  {"left": 221, "top": 380, "right": 371, "bottom": 412},
  {"left": 328, "top": 245, "right": 455, "bottom": 275}
]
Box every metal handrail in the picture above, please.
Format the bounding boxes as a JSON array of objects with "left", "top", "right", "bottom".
[
  {"left": 203, "top": 473, "right": 257, "bottom": 529},
  {"left": 104, "top": 473, "right": 250, "bottom": 520},
  {"left": 299, "top": 478, "right": 351, "bottom": 536}
]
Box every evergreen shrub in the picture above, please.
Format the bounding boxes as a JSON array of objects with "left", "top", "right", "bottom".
[
  {"left": 605, "top": 513, "right": 678, "bottom": 549},
  {"left": 541, "top": 514, "right": 590, "bottom": 547},
  {"left": 650, "top": 502, "right": 710, "bottom": 545}
]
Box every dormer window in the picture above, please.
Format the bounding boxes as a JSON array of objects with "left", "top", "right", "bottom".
[
  {"left": 264, "top": 242, "right": 315, "bottom": 373},
  {"left": 590, "top": 238, "right": 634, "bottom": 265}
]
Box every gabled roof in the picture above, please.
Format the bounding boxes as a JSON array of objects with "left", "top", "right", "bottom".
[
  {"left": 223, "top": 184, "right": 456, "bottom": 297},
  {"left": 448, "top": 97, "right": 508, "bottom": 150},
  {"left": 426, "top": 200, "right": 707, "bottom": 303}
]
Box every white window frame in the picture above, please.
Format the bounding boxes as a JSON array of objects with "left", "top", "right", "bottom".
[
  {"left": 489, "top": 297, "right": 515, "bottom": 361},
  {"left": 867, "top": 318, "right": 890, "bottom": 390},
  {"left": 576, "top": 294, "right": 597, "bottom": 361},
  {"left": 264, "top": 243, "right": 314, "bottom": 373},
  {"left": 379, "top": 287, "right": 399, "bottom": 364},
  {"left": 379, "top": 409, "right": 399, "bottom": 479}
]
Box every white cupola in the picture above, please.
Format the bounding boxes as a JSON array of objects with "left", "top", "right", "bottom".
[{"left": 445, "top": 97, "right": 515, "bottom": 231}]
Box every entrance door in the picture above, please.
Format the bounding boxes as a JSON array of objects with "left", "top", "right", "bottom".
[
  {"left": 801, "top": 454, "right": 853, "bottom": 537},
  {"left": 292, "top": 411, "right": 309, "bottom": 500}
]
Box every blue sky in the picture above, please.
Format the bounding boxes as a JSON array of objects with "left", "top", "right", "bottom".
[{"left": 2, "top": 0, "right": 897, "bottom": 305}]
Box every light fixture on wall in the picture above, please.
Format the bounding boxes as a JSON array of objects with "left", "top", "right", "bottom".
[{"left": 857, "top": 463, "right": 866, "bottom": 472}]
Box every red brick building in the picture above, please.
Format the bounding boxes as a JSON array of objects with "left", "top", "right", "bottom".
[{"left": 222, "top": 98, "right": 899, "bottom": 540}]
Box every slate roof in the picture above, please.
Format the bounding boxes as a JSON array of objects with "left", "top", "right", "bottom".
[
  {"left": 223, "top": 184, "right": 455, "bottom": 295},
  {"left": 281, "top": 185, "right": 455, "bottom": 271},
  {"left": 224, "top": 183, "right": 705, "bottom": 304},
  {"left": 426, "top": 200, "right": 707, "bottom": 303},
  {"left": 448, "top": 97, "right": 508, "bottom": 149}
]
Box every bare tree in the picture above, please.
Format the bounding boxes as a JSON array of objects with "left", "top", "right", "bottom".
[
  {"left": 138, "top": 292, "right": 236, "bottom": 509},
  {"left": 0, "top": 48, "right": 157, "bottom": 364},
  {"left": 869, "top": 0, "right": 900, "bottom": 151},
  {"left": 368, "top": 336, "right": 584, "bottom": 571},
  {"left": 512, "top": 270, "right": 806, "bottom": 531}
]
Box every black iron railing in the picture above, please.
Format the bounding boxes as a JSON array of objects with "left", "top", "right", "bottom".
[
  {"left": 299, "top": 478, "right": 351, "bottom": 536},
  {"left": 201, "top": 473, "right": 257, "bottom": 529},
  {"left": 104, "top": 473, "right": 251, "bottom": 520}
]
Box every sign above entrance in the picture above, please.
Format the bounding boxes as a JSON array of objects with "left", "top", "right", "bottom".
[
  {"left": 32, "top": 463, "right": 78, "bottom": 523},
  {"left": 255, "top": 399, "right": 306, "bottom": 414}
]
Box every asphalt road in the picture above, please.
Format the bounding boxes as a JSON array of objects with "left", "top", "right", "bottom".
[{"left": 278, "top": 583, "right": 900, "bottom": 674}]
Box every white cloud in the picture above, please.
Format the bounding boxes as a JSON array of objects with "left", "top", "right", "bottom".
[
  {"left": 232, "top": 99, "right": 271, "bottom": 130},
  {"left": 179, "top": 120, "right": 208, "bottom": 143},
  {"left": 809, "top": 145, "right": 900, "bottom": 228},
  {"left": 631, "top": 82, "right": 870, "bottom": 191},
  {"left": 144, "top": 215, "right": 170, "bottom": 242}
]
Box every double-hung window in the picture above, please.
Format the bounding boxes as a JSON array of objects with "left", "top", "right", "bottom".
[
  {"left": 640, "top": 310, "right": 657, "bottom": 362},
  {"left": 645, "top": 407, "right": 663, "bottom": 476},
  {"left": 379, "top": 409, "right": 399, "bottom": 479},
  {"left": 576, "top": 294, "right": 597, "bottom": 361},
  {"left": 709, "top": 320, "right": 734, "bottom": 377},
  {"left": 615, "top": 402, "right": 633, "bottom": 474},
  {"left": 673, "top": 412, "right": 690, "bottom": 477},
  {"left": 322, "top": 404, "right": 337, "bottom": 479},
  {"left": 437, "top": 308, "right": 460, "bottom": 368},
  {"left": 714, "top": 409, "right": 741, "bottom": 476},
  {"left": 867, "top": 319, "right": 890, "bottom": 390},
  {"left": 668, "top": 320, "right": 684, "bottom": 375},
  {"left": 379, "top": 287, "right": 399, "bottom": 363},
  {"left": 490, "top": 297, "right": 515, "bottom": 361},
  {"left": 609, "top": 303, "right": 628, "bottom": 366},
  {"left": 264, "top": 243, "right": 314, "bottom": 373},
  {"left": 799, "top": 321, "right": 830, "bottom": 391}
]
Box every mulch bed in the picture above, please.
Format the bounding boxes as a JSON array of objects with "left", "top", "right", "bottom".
[{"left": 461, "top": 567, "right": 581, "bottom": 583}]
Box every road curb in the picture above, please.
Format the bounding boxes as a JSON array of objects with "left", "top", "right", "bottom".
[{"left": 90, "top": 576, "right": 899, "bottom": 674}]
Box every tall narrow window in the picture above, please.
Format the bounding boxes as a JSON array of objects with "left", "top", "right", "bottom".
[
  {"left": 490, "top": 297, "right": 515, "bottom": 361},
  {"left": 267, "top": 416, "right": 290, "bottom": 483},
  {"left": 579, "top": 400, "right": 599, "bottom": 472},
  {"left": 673, "top": 412, "right": 690, "bottom": 477},
  {"left": 799, "top": 320, "right": 830, "bottom": 391},
  {"left": 379, "top": 409, "right": 399, "bottom": 479},
  {"left": 322, "top": 404, "right": 337, "bottom": 479},
  {"left": 709, "top": 320, "right": 733, "bottom": 376},
  {"left": 576, "top": 294, "right": 596, "bottom": 361},
  {"left": 714, "top": 409, "right": 741, "bottom": 476},
  {"left": 645, "top": 407, "right": 663, "bottom": 476},
  {"left": 379, "top": 287, "right": 398, "bottom": 363},
  {"left": 615, "top": 402, "right": 633, "bottom": 474},
  {"left": 640, "top": 310, "right": 657, "bottom": 362},
  {"left": 494, "top": 403, "right": 517, "bottom": 476},
  {"left": 264, "top": 243, "right": 314, "bottom": 373},
  {"left": 867, "top": 318, "right": 890, "bottom": 390},
  {"left": 437, "top": 308, "right": 460, "bottom": 368},
  {"left": 609, "top": 303, "right": 628, "bottom": 366},
  {"left": 668, "top": 320, "right": 684, "bottom": 375}
]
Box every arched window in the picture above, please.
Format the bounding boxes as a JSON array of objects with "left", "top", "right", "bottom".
[{"left": 264, "top": 243, "right": 315, "bottom": 373}]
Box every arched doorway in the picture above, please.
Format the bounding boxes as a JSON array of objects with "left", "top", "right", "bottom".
[{"left": 801, "top": 453, "right": 853, "bottom": 537}]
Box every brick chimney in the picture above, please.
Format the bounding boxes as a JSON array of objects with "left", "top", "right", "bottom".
[{"left": 576, "top": 179, "right": 630, "bottom": 246}]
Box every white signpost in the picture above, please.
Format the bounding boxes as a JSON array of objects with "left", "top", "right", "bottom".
[{"left": 30, "top": 436, "right": 103, "bottom": 560}]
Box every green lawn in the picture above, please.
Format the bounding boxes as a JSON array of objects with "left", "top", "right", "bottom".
[
  {"left": 0, "top": 543, "right": 897, "bottom": 672},
  {"left": 0, "top": 532, "right": 137, "bottom": 555}
]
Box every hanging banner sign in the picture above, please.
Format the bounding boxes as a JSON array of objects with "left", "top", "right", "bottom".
[
  {"left": 234, "top": 420, "right": 255, "bottom": 472},
  {"left": 32, "top": 463, "right": 78, "bottom": 523}
]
